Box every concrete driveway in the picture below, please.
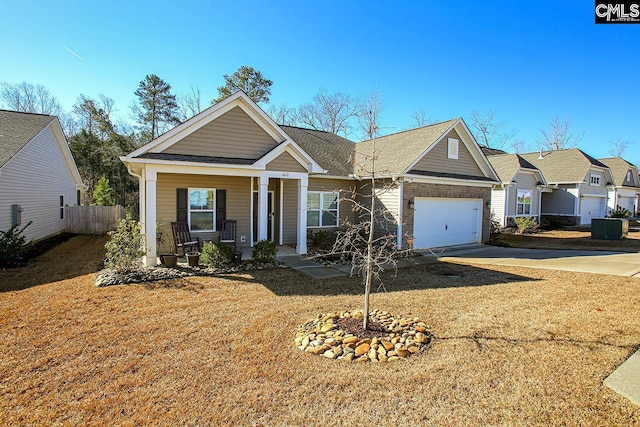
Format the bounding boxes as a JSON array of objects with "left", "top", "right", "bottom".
[{"left": 432, "top": 245, "right": 640, "bottom": 277}]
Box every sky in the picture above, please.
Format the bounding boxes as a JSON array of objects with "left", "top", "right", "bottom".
[{"left": 1, "top": 1, "right": 639, "bottom": 162}]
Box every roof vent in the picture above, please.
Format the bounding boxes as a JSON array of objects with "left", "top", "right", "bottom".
[{"left": 538, "top": 148, "right": 544, "bottom": 159}]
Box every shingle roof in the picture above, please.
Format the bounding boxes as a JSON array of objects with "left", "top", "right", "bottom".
[
  {"left": 355, "top": 119, "right": 459, "bottom": 175},
  {"left": 519, "top": 148, "right": 608, "bottom": 183},
  {"left": 598, "top": 157, "right": 639, "bottom": 187},
  {"left": 136, "top": 152, "right": 256, "bottom": 165},
  {"left": 0, "top": 110, "right": 55, "bottom": 167},
  {"left": 481, "top": 147, "right": 508, "bottom": 156},
  {"left": 487, "top": 153, "right": 540, "bottom": 183},
  {"left": 280, "top": 126, "right": 356, "bottom": 176}
]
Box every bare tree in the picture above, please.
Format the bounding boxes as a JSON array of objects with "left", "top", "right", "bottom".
[
  {"left": 357, "top": 88, "right": 384, "bottom": 140},
  {"left": 266, "top": 103, "right": 296, "bottom": 126},
  {"left": 177, "top": 85, "right": 204, "bottom": 121},
  {"left": 0, "top": 81, "right": 63, "bottom": 115},
  {"left": 510, "top": 138, "right": 530, "bottom": 154},
  {"left": 294, "top": 88, "right": 357, "bottom": 137},
  {"left": 412, "top": 108, "right": 433, "bottom": 127},
  {"left": 537, "top": 117, "right": 583, "bottom": 151},
  {"left": 469, "top": 110, "right": 515, "bottom": 149},
  {"left": 608, "top": 138, "right": 634, "bottom": 157}
]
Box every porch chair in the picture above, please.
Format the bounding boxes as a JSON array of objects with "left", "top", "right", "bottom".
[
  {"left": 218, "top": 220, "right": 237, "bottom": 250},
  {"left": 171, "top": 221, "right": 200, "bottom": 256}
]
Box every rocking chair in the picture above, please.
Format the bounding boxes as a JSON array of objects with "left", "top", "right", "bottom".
[{"left": 171, "top": 221, "right": 200, "bottom": 256}]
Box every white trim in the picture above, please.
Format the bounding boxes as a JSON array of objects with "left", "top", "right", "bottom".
[
  {"left": 306, "top": 191, "right": 340, "bottom": 228},
  {"left": 402, "top": 174, "right": 495, "bottom": 188},
  {"left": 252, "top": 189, "right": 275, "bottom": 243},
  {"left": 129, "top": 91, "right": 288, "bottom": 157},
  {"left": 255, "top": 139, "right": 325, "bottom": 174},
  {"left": 258, "top": 176, "right": 269, "bottom": 241},
  {"left": 447, "top": 138, "right": 459, "bottom": 159},
  {"left": 127, "top": 161, "right": 309, "bottom": 181},
  {"left": 144, "top": 170, "right": 157, "bottom": 267},
  {"left": 504, "top": 186, "right": 510, "bottom": 227},
  {"left": 515, "top": 189, "right": 533, "bottom": 216},
  {"left": 298, "top": 177, "right": 308, "bottom": 254},
  {"left": 279, "top": 179, "right": 284, "bottom": 245},
  {"left": 250, "top": 177, "right": 254, "bottom": 246},
  {"left": 397, "top": 180, "right": 404, "bottom": 249}
]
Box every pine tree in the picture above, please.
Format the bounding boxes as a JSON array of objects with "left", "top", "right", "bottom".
[{"left": 132, "top": 74, "right": 180, "bottom": 141}]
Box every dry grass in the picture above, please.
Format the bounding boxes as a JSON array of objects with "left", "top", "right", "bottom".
[
  {"left": 492, "top": 228, "right": 640, "bottom": 252},
  {"left": 1, "top": 235, "right": 640, "bottom": 426}
]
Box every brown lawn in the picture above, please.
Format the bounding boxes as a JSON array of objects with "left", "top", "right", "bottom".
[
  {"left": 492, "top": 228, "right": 640, "bottom": 252},
  {"left": 1, "top": 235, "right": 640, "bottom": 426}
]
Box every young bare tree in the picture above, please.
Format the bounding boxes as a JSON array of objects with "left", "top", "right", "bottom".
[
  {"left": 0, "top": 81, "right": 62, "bottom": 115},
  {"left": 608, "top": 138, "right": 634, "bottom": 157},
  {"left": 294, "top": 88, "right": 358, "bottom": 137},
  {"left": 469, "top": 109, "right": 516, "bottom": 149},
  {"left": 510, "top": 137, "right": 530, "bottom": 154},
  {"left": 412, "top": 108, "right": 433, "bottom": 128},
  {"left": 537, "top": 117, "right": 583, "bottom": 151}
]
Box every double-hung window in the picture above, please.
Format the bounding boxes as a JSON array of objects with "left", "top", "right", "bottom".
[
  {"left": 307, "top": 191, "right": 339, "bottom": 227},
  {"left": 189, "top": 188, "right": 215, "bottom": 231},
  {"left": 516, "top": 190, "right": 532, "bottom": 215}
]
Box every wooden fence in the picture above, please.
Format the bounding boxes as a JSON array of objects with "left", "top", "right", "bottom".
[{"left": 65, "top": 205, "right": 127, "bottom": 235}]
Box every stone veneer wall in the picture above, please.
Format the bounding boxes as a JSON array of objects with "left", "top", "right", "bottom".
[{"left": 402, "top": 182, "right": 491, "bottom": 249}]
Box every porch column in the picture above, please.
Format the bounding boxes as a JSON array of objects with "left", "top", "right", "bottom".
[
  {"left": 258, "top": 175, "right": 269, "bottom": 242},
  {"left": 144, "top": 169, "right": 157, "bottom": 266},
  {"left": 297, "top": 176, "right": 308, "bottom": 254}
]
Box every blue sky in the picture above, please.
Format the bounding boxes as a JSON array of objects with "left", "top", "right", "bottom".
[{"left": 2, "top": 1, "right": 639, "bottom": 161}]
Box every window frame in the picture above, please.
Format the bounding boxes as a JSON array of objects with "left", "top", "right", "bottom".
[
  {"left": 59, "top": 195, "right": 64, "bottom": 220},
  {"left": 447, "top": 137, "right": 459, "bottom": 160},
  {"left": 307, "top": 191, "right": 339, "bottom": 228},
  {"left": 515, "top": 189, "right": 532, "bottom": 216},
  {"left": 188, "top": 188, "right": 216, "bottom": 232},
  {"left": 589, "top": 173, "right": 601, "bottom": 186}
]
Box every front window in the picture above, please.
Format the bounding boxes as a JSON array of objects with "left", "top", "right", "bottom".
[
  {"left": 589, "top": 174, "right": 601, "bottom": 186},
  {"left": 516, "top": 190, "right": 532, "bottom": 215},
  {"left": 189, "top": 188, "right": 215, "bottom": 231},
  {"left": 307, "top": 191, "right": 339, "bottom": 227}
]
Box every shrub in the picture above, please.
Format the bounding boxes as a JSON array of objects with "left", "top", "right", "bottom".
[
  {"left": 0, "top": 221, "right": 32, "bottom": 268},
  {"left": 93, "top": 176, "right": 115, "bottom": 206},
  {"left": 609, "top": 206, "right": 631, "bottom": 218},
  {"left": 201, "top": 241, "right": 235, "bottom": 267},
  {"left": 252, "top": 239, "right": 278, "bottom": 263},
  {"left": 104, "top": 218, "right": 144, "bottom": 270},
  {"left": 309, "top": 230, "right": 335, "bottom": 251},
  {"left": 489, "top": 212, "right": 502, "bottom": 236},
  {"left": 514, "top": 216, "right": 539, "bottom": 234}
]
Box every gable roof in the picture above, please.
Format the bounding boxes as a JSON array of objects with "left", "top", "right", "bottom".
[
  {"left": 355, "top": 119, "right": 458, "bottom": 175},
  {"left": 487, "top": 153, "right": 542, "bottom": 184},
  {"left": 0, "top": 109, "right": 55, "bottom": 167},
  {"left": 519, "top": 148, "right": 610, "bottom": 184},
  {"left": 279, "top": 126, "right": 355, "bottom": 176},
  {"left": 598, "top": 157, "right": 639, "bottom": 187},
  {"left": 481, "top": 147, "right": 508, "bottom": 156}
]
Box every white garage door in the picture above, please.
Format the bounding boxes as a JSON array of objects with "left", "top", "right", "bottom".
[
  {"left": 618, "top": 196, "right": 635, "bottom": 214},
  {"left": 413, "top": 198, "right": 482, "bottom": 249},
  {"left": 580, "top": 196, "right": 605, "bottom": 225}
]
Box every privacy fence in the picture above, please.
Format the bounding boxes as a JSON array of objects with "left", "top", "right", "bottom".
[{"left": 65, "top": 205, "right": 126, "bottom": 235}]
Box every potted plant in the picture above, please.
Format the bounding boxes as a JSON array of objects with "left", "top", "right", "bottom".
[
  {"left": 187, "top": 250, "right": 200, "bottom": 267},
  {"left": 157, "top": 225, "right": 178, "bottom": 267}
]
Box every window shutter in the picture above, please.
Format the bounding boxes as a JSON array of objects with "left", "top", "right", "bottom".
[
  {"left": 176, "top": 188, "right": 188, "bottom": 222},
  {"left": 216, "top": 190, "right": 227, "bottom": 228}
]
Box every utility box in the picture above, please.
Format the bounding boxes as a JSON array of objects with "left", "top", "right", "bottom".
[
  {"left": 11, "top": 204, "right": 22, "bottom": 227},
  {"left": 591, "top": 218, "right": 628, "bottom": 240}
]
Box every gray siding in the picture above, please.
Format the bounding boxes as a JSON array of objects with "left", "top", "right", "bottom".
[
  {"left": 506, "top": 171, "right": 539, "bottom": 217},
  {"left": 623, "top": 168, "right": 636, "bottom": 186},
  {"left": 541, "top": 185, "right": 577, "bottom": 215},
  {"left": 163, "top": 106, "right": 279, "bottom": 159},
  {"left": 0, "top": 125, "right": 78, "bottom": 241},
  {"left": 266, "top": 152, "right": 307, "bottom": 173},
  {"left": 412, "top": 129, "right": 484, "bottom": 177},
  {"left": 579, "top": 169, "right": 609, "bottom": 197}
]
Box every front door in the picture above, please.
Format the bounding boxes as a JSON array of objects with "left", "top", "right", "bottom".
[{"left": 253, "top": 191, "right": 274, "bottom": 242}]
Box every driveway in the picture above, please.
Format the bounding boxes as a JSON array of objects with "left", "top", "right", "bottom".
[{"left": 433, "top": 245, "right": 640, "bottom": 277}]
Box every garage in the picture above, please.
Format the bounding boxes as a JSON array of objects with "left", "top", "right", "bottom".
[
  {"left": 617, "top": 195, "right": 635, "bottom": 214},
  {"left": 580, "top": 196, "right": 605, "bottom": 225},
  {"left": 413, "top": 197, "right": 482, "bottom": 248}
]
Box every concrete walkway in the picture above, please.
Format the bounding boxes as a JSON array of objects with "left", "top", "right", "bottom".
[
  {"left": 605, "top": 349, "right": 640, "bottom": 406},
  {"left": 432, "top": 245, "right": 640, "bottom": 277}
]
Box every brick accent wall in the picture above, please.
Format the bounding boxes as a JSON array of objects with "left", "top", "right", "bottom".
[{"left": 402, "top": 182, "right": 492, "bottom": 249}]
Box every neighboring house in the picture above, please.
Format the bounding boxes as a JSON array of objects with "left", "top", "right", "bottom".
[
  {"left": 487, "top": 154, "right": 546, "bottom": 227},
  {"left": 519, "top": 149, "right": 614, "bottom": 226},
  {"left": 120, "top": 91, "right": 499, "bottom": 266},
  {"left": 597, "top": 157, "right": 640, "bottom": 215},
  {"left": 0, "top": 110, "right": 84, "bottom": 241}
]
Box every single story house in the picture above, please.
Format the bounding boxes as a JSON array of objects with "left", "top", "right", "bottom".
[
  {"left": 120, "top": 91, "right": 499, "bottom": 266},
  {"left": 598, "top": 157, "right": 640, "bottom": 215},
  {"left": 0, "top": 110, "right": 85, "bottom": 241},
  {"left": 487, "top": 153, "right": 546, "bottom": 227},
  {"left": 519, "top": 149, "right": 614, "bottom": 226}
]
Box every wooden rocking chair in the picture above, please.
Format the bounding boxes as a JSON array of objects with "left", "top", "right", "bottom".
[
  {"left": 218, "top": 220, "right": 237, "bottom": 250},
  {"left": 171, "top": 221, "right": 200, "bottom": 256}
]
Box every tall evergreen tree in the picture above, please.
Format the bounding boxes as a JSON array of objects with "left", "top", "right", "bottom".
[
  {"left": 132, "top": 74, "right": 179, "bottom": 141},
  {"left": 213, "top": 66, "right": 273, "bottom": 104}
]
